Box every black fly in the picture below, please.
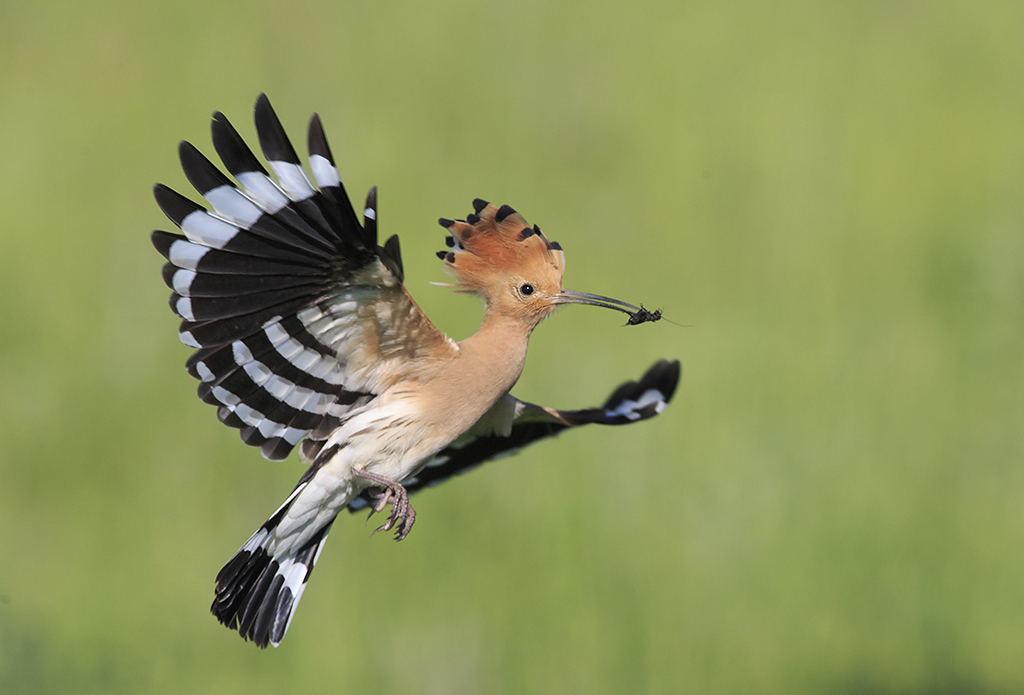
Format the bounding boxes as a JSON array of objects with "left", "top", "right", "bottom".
[{"left": 626, "top": 306, "right": 662, "bottom": 326}]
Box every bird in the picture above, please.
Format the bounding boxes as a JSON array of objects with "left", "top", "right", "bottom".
[{"left": 152, "top": 94, "right": 680, "bottom": 648}]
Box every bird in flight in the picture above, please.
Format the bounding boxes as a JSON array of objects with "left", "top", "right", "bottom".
[{"left": 152, "top": 94, "right": 679, "bottom": 648}]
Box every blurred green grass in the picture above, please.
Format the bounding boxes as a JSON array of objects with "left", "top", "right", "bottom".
[{"left": 2, "top": 0, "right": 1023, "bottom": 693}]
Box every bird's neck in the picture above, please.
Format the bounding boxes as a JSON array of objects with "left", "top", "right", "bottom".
[{"left": 456, "top": 308, "right": 534, "bottom": 398}]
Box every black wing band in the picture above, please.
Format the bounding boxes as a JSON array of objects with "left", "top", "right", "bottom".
[
  {"left": 153, "top": 94, "right": 399, "bottom": 461},
  {"left": 348, "top": 359, "right": 681, "bottom": 511}
]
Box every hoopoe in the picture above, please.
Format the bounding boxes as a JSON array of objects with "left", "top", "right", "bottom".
[{"left": 153, "top": 94, "right": 679, "bottom": 648}]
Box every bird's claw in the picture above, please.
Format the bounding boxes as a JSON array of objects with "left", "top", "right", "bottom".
[{"left": 356, "top": 470, "right": 416, "bottom": 541}]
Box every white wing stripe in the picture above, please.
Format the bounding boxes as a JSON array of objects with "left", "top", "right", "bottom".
[
  {"left": 212, "top": 385, "right": 241, "bottom": 407},
  {"left": 172, "top": 269, "right": 197, "bottom": 295},
  {"left": 605, "top": 388, "right": 668, "bottom": 421},
  {"left": 233, "top": 403, "right": 265, "bottom": 425},
  {"left": 228, "top": 342, "right": 335, "bottom": 413},
  {"left": 261, "top": 322, "right": 347, "bottom": 385},
  {"left": 236, "top": 172, "right": 289, "bottom": 213},
  {"left": 181, "top": 210, "right": 239, "bottom": 249},
  {"left": 268, "top": 161, "right": 315, "bottom": 201},
  {"left": 168, "top": 239, "right": 210, "bottom": 269},
  {"left": 256, "top": 418, "right": 306, "bottom": 443},
  {"left": 179, "top": 330, "right": 200, "bottom": 348},
  {"left": 309, "top": 154, "right": 340, "bottom": 188},
  {"left": 243, "top": 359, "right": 274, "bottom": 386},
  {"left": 204, "top": 184, "right": 264, "bottom": 227},
  {"left": 195, "top": 361, "right": 215, "bottom": 382},
  {"left": 175, "top": 296, "right": 195, "bottom": 321}
]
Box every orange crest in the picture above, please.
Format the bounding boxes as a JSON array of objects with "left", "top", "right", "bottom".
[{"left": 436, "top": 200, "right": 566, "bottom": 294}]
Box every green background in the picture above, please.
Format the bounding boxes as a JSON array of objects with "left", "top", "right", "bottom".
[{"left": 1, "top": 1, "right": 1022, "bottom": 693}]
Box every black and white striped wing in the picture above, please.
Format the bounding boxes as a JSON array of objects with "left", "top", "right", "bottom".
[
  {"left": 153, "top": 94, "right": 448, "bottom": 462},
  {"left": 348, "top": 359, "right": 681, "bottom": 511}
]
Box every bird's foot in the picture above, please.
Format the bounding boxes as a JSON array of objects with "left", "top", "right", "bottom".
[{"left": 355, "top": 469, "right": 416, "bottom": 541}]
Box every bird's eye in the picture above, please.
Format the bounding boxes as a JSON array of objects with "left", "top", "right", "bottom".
[{"left": 519, "top": 283, "right": 534, "bottom": 296}]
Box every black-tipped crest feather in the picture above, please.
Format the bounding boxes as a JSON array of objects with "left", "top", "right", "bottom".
[{"left": 154, "top": 96, "right": 677, "bottom": 651}]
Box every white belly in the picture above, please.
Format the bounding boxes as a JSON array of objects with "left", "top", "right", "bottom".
[{"left": 268, "top": 394, "right": 447, "bottom": 555}]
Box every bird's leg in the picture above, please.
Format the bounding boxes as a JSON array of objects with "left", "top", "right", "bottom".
[{"left": 354, "top": 469, "right": 417, "bottom": 541}]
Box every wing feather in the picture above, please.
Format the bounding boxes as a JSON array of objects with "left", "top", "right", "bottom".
[
  {"left": 153, "top": 94, "right": 450, "bottom": 461},
  {"left": 347, "top": 359, "right": 681, "bottom": 510}
]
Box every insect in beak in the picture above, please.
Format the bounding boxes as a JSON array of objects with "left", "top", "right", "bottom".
[{"left": 552, "top": 290, "right": 663, "bottom": 325}]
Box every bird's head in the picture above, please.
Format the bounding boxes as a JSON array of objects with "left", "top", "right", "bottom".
[{"left": 436, "top": 200, "right": 647, "bottom": 328}]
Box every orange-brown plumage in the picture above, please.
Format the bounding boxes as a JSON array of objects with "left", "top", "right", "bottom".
[
  {"left": 153, "top": 95, "right": 675, "bottom": 649},
  {"left": 439, "top": 201, "right": 568, "bottom": 327}
]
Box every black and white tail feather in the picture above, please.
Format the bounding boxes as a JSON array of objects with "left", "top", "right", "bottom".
[
  {"left": 155, "top": 94, "right": 401, "bottom": 647},
  {"left": 210, "top": 486, "right": 331, "bottom": 648},
  {"left": 207, "top": 358, "right": 679, "bottom": 648},
  {"left": 153, "top": 94, "right": 679, "bottom": 648}
]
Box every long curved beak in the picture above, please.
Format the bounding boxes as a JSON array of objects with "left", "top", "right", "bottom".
[{"left": 551, "top": 289, "right": 642, "bottom": 316}]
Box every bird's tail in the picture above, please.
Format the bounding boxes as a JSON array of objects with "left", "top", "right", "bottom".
[{"left": 211, "top": 502, "right": 334, "bottom": 648}]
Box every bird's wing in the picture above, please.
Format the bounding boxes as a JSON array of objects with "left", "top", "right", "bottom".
[
  {"left": 347, "top": 359, "right": 681, "bottom": 511},
  {"left": 153, "top": 94, "right": 453, "bottom": 462}
]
